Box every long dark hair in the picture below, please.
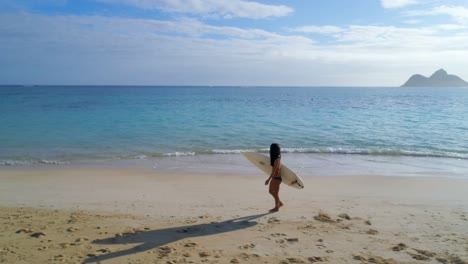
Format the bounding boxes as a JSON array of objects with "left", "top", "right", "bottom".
[{"left": 270, "top": 143, "right": 281, "bottom": 167}]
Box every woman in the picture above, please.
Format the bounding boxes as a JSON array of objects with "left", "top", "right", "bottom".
[{"left": 264, "top": 143, "right": 284, "bottom": 212}]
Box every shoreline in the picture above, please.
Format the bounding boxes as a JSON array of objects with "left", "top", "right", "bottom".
[
  {"left": 1, "top": 168, "right": 467, "bottom": 263},
  {"left": 2, "top": 153, "right": 468, "bottom": 179}
]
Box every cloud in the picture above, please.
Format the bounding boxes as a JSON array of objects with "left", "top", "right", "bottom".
[
  {"left": 335, "top": 25, "right": 437, "bottom": 46},
  {"left": 289, "top": 25, "right": 344, "bottom": 34},
  {"left": 1, "top": 12, "right": 468, "bottom": 86},
  {"left": 96, "top": 0, "right": 293, "bottom": 19},
  {"left": 381, "top": 0, "right": 418, "bottom": 9},
  {"left": 403, "top": 19, "right": 422, "bottom": 24},
  {"left": 405, "top": 5, "right": 468, "bottom": 24}
]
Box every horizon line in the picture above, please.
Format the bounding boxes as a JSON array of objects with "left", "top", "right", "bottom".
[{"left": 0, "top": 84, "right": 401, "bottom": 88}]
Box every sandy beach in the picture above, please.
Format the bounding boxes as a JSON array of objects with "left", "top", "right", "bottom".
[{"left": 1, "top": 168, "right": 467, "bottom": 264}]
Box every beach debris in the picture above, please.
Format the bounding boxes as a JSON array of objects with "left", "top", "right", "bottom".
[
  {"left": 314, "top": 213, "right": 335, "bottom": 223},
  {"left": 365, "top": 220, "right": 372, "bottom": 225},
  {"left": 366, "top": 229, "right": 379, "bottom": 235},
  {"left": 338, "top": 213, "right": 351, "bottom": 220},
  {"left": 15, "top": 228, "right": 32, "bottom": 234},
  {"left": 230, "top": 259, "right": 239, "bottom": 263},
  {"left": 30, "top": 232, "right": 46, "bottom": 238}
]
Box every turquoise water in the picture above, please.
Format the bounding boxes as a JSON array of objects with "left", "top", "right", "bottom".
[{"left": 1, "top": 86, "right": 468, "bottom": 166}]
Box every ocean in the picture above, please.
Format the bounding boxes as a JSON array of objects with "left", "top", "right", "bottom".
[{"left": 1, "top": 86, "right": 468, "bottom": 177}]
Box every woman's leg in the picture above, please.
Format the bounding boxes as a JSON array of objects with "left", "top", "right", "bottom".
[
  {"left": 269, "top": 180, "right": 281, "bottom": 211},
  {"left": 277, "top": 183, "right": 283, "bottom": 208}
]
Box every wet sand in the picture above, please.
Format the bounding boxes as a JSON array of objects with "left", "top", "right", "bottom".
[{"left": 1, "top": 169, "right": 467, "bottom": 263}]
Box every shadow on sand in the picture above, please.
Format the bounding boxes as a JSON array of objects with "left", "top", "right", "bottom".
[{"left": 84, "top": 212, "right": 272, "bottom": 263}]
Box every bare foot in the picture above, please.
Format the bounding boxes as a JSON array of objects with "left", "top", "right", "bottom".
[
  {"left": 279, "top": 202, "right": 284, "bottom": 208},
  {"left": 269, "top": 207, "right": 279, "bottom": 212}
]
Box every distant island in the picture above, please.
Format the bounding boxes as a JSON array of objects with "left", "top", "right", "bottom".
[{"left": 401, "top": 69, "right": 468, "bottom": 87}]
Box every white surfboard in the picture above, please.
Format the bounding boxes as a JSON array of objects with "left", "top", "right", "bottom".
[{"left": 242, "top": 152, "right": 304, "bottom": 189}]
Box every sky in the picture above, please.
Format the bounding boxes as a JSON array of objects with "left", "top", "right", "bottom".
[{"left": 1, "top": 0, "right": 468, "bottom": 86}]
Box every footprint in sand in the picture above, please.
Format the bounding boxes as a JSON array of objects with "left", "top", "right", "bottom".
[
  {"left": 268, "top": 217, "right": 280, "bottom": 224},
  {"left": 239, "top": 243, "right": 256, "bottom": 249},
  {"left": 407, "top": 252, "right": 431, "bottom": 261},
  {"left": 286, "top": 238, "right": 299, "bottom": 243},
  {"left": 308, "top": 256, "right": 328, "bottom": 263},
  {"left": 436, "top": 254, "right": 467, "bottom": 264},
  {"left": 184, "top": 242, "right": 198, "bottom": 248},
  {"left": 66, "top": 227, "right": 79, "bottom": 232},
  {"left": 75, "top": 237, "right": 89, "bottom": 243},
  {"left": 271, "top": 233, "right": 287, "bottom": 237},
  {"left": 392, "top": 243, "right": 407, "bottom": 251},
  {"left": 412, "top": 248, "right": 436, "bottom": 258},
  {"left": 199, "top": 252, "right": 211, "bottom": 257},
  {"left": 52, "top": 254, "right": 66, "bottom": 261},
  {"left": 276, "top": 239, "right": 285, "bottom": 244},
  {"left": 96, "top": 248, "right": 111, "bottom": 254},
  {"left": 15, "top": 228, "right": 33, "bottom": 234},
  {"left": 177, "top": 227, "right": 201, "bottom": 234},
  {"left": 280, "top": 257, "right": 305, "bottom": 263},
  {"left": 354, "top": 255, "right": 399, "bottom": 264},
  {"left": 157, "top": 246, "right": 175, "bottom": 258}
]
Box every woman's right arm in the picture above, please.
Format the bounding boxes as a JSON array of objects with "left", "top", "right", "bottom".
[
  {"left": 266, "top": 159, "right": 281, "bottom": 185},
  {"left": 272, "top": 159, "right": 281, "bottom": 177}
]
